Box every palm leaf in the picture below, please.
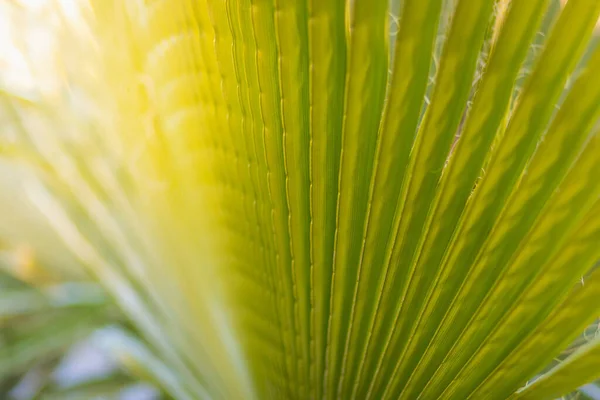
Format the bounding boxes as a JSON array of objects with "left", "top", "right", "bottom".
[{"left": 2, "top": 0, "right": 600, "bottom": 399}]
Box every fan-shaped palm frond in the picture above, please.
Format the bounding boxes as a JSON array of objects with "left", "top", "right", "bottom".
[{"left": 2, "top": 0, "right": 600, "bottom": 399}]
